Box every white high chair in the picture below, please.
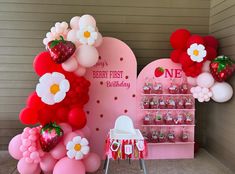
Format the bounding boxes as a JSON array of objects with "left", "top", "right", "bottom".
[{"left": 103, "top": 115, "right": 148, "bottom": 174}]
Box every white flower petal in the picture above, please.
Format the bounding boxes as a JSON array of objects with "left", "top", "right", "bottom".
[
  {"left": 87, "top": 38, "right": 95, "bottom": 45},
  {"left": 191, "top": 43, "right": 198, "bottom": 48},
  {"left": 79, "top": 38, "right": 87, "bottom": 44},
  {"left": 80, "top": 138, "right": 89, "bottom": 146},
  {"left": 66, "top": 141, "right": 75, "bottom": 150},
  {"left": 187, "top": 48, "right": 193, "bottom": 56},
  {"left": 42, "top": 94, "right": 55, "bottom": 105},
  {"left": 67, "top": 150, "right": 76, "bottom": 159},
  {"left": 39, "top": 73, "right": 51, "bottom": 84},
  {"left": 73, "top": 136, "right": 82, "bottom": 144},
  {"left": 75, "top": 152, "right": 83, "bottom": 160},
  {"left": 201, "top": 50, "right": 207, "bottom": 57},
  {"left": 88, "top": 26, "right": 95, "bottom": 32},
  {"left": 60, "top": 79, "right": 70, "bottom": 92},
  {"left": 190, "top": 55, "right": 198, "bottom": 61},
  {"left": 54, "top": 91, "right": 66, "bottom": 103},
  {"left": 81, "top": 146, "right": 90, "bottom": 155},
  {"left": 52, "top": 72, "right": 65, "bottom": 80},
  {"left": 198, "top": 44, "right": 205, "bottom": 50},
  {"left": 91, "top": 32, "right": 98, "bottom": 39},
  {"left": 36, "top": 84, "right": 44, "bottom": 97}
]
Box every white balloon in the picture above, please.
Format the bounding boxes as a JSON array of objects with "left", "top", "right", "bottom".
[
  {"left": 202, "top": 60, "right": 211, "bottom": 72},
  {"left": 211, "top": 82, "right": 233, "bottom": 103},
  {"left": 70, "top": 16, "right": 80, "bottom": 29},
  {"left": 197, "top": 72, "right": 215, "bottom": 88},
  {"left": 79, "top": 14, "right": 96, "bottom": 28}
]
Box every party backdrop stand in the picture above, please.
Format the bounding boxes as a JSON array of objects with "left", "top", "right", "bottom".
[{"left": 136, "top": 59, "right": 195, "bottom": 159}]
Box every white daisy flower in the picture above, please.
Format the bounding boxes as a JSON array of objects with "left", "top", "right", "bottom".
[
  {"left": 187, "top": 43, "right": 207, "bottom": 62},
  {"left": 36, "top": 72, "right": 70, "bottom": 105},
  {"left": 66, "top": 136, "right": 90, "bottom": 160},
  {"left": 77, "top": 25, "right": 98, "bottom": 46}
]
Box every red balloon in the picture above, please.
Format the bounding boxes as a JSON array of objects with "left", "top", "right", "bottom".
[
  {"left": 179, "top": 52, "right": 194, "bottom": 67},
  {"left": 186, "top": 35, "right": 204, "bottom": 47},
  {"left": 170, "top": 49, "right": 182, "bottom": 63},
  {"left": 26, "top": 92, "right": 45, "bottom": 110},
  {"left": 56, "top": 107, "right": 69, "bottom": 122},
  {"left": 19, "top": 107, "right": 39, "bottom": 125},
  {"left": 170, "top": 29, "right": 191, "bottom": 49},
  {"left": 206, "top": 46, "right": 217, "bottom": 60},
  {"left": 204, "top": 35, "right": 219, "bottom": 49},
  {"left": 68, "top": 108, "right": 87, "bottom": 129},
  {"left": 33, "top": 51, "right": 64, "bottom": 76},
  {"left": 38, "top": 108, "right": 54, "bottom": 125}
]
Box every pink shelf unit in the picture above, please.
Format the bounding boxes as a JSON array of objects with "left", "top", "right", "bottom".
[{"left": 136, "top": 58, "right": 195, "bottom": 159}]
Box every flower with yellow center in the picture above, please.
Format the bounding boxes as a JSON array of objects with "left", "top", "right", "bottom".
[
  {"left": 36, "top": 72, "right": 70, "bottom": 105},
  {"left": 187, "top": 43, "right": 207, "bottom": 62},
  {"left": 77, "top": 25, "right": 98, "bottom": 46},
  {"left": 66, "top": 136, "right": 90, "bottom": 160}
]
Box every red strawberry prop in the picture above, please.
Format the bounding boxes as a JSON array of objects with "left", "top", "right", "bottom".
[
  {"left": 39, "top": 122, "right": 64, "bottom": 152},
  {"left": 47, "top": 36, "right": 76, "bottom": 64},
  {"left": 155, "top": 67, "right": 164, "bottom": 77},
  {"left": 210, "top": 55, "right": 234, "bottom": 82}
]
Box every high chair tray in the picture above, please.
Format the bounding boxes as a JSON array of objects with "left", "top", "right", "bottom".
[{"left": 110, "top": 129, "right": 144, "bottom": 140}]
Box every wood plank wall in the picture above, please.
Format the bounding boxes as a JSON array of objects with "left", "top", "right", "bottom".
[
  {"left": 0, "top": 0, "right": 211, "bottom": 150},
  {"left": 205, "top": 0, "right": 235, "bottom": 171}
]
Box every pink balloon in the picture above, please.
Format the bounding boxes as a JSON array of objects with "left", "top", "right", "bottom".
[
  {"left": 8, "top": 134, "right": 23, "bottom": 160},
  {"left": 53, "top": 157, "right": 85, "bottom": 174},
  {"left": 70, "top": 16, "right": 80, "bottom": 29},
  {"left": 202, "top": 60, "right": 211, "bottom": 72},
  {"left": 58, "top": 123, "right": 72, "bottom": 134},
  {"left": 40, "top": 153, "right": 57, "bottom": 173},
  {"left": 93, "top": 32, "right": 103, "bottom": 47},
  {"left": 62, "top": 57, "right": 78, "bottom": 72},
  {"left": 74, "top": 66, "right": 86, "bottom": 76},
  {"left": 79, "top": 125, "right": 91, "bottom": 138},
  {"left": 83, "top": 152, "right": 101, "bottom": 172},
  {"left": 63, "top": 132, "right": 77, "bottom": 146},
  {"left": 73, "top": 130, "right": 85, "bottom": 137},
  {"left": 76, "top": 45, "right": 99, "bottom": 68},
  {"left": 50, "top": 142, "right": 66, "bottom": 159},
  {"left": 187, "top": 77, "right": 197, "bottom": 86},
  {"left": 17, "top": 158, "right": 40, "bottom": 174},
  {"left": 67, "top": 29, "right": 80, "bottom": 47},
  {"left": 79, "top": 14, "right": 96, "bottom": 28}
]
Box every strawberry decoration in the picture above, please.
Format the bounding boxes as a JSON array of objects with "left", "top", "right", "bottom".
[
  {"left": 210, "top": 55, "right": 235, "bottom": 82},
  {"left": 47, "top": 36, "right": 76, "bottom": 64},
  {"left": 39, "top": 122, "right": 64, "bottom": 152},
  {"left": 154, "top": 67, "right": 164, "bottom": 77}
]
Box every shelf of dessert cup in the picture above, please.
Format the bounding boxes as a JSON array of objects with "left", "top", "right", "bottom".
[
  {"left": 141, "top": 124, "right": 195, "bottom": 127},
  {"left": 141, "top": 93, "right": 193, "bottom": 96},
  {"left": 147, "top": 142, "right": 195, "bottom": 145},
  {"left": 141, "top": 109, "right": 195, "bottom": 111}
]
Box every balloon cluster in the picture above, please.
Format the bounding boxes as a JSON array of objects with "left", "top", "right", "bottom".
[
  {"left": 170, "top": 29, "right": 218, "bottom": 77},
  {"left": 187, "top": 60, "right": 234, "bottom": 103},
  {"left": 170, "top": 29, "right": 234, "bottom": 103},
  {"left": 43, "top": 15, "right": 103, "bottom": 76},
  {"left": 9, "top": 123, "right": 101, "bottom": 174},
  {"left": 9, "top": 14, "right": 102, "bottom": 174},
  {"left": 20, "top": 52, "right": 90, "bottom": 128}
]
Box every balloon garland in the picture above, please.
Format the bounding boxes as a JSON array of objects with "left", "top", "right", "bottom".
[
  {"left": 170, "top": 29, "right": 234, "bottom": 103},
  {"left": 9, "top": 15, "right": 102, "bottom": 174}
]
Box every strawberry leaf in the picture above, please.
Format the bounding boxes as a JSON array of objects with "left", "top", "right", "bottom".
[{"left": 49, "top": 40, "right": 60, "bottom": 48}]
